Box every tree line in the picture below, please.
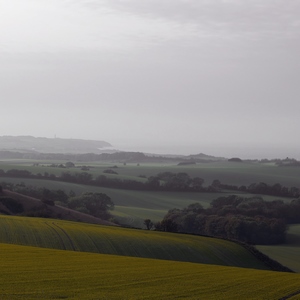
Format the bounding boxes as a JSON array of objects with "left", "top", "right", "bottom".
[
  {"left": 154, "top": 195, "right": 300, "bottom": 245},
  {"left": 0, "top": 169, "right": 208, "bottom": 192},
  {"left": 1, "top": 168, "right": 300, "bottom": 197},
  {"left": 212, "top": 180, "right": 300, "bottom": 198},
  {"left": 0, "top": 151, "right": 147, "bottom": 162}
]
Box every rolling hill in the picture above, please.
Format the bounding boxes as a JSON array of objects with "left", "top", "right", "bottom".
[
  {"left": 1, "top": 243, "right": 300, "bottom": 300},
  {"left": 0, "top": 214, "right": 283, "bottom": 270}
]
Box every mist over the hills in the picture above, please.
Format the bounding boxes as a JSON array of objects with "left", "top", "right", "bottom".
[
  {"left": 0, "top": 135, "right": 297, "bottom": 160},
  {"left": 115, "top": 142, "right": 300, "bottom": 160},
  {"left": 1, "top": 1, "right": 299, "bottom": 159}
]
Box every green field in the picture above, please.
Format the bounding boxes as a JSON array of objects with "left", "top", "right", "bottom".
[
  {"left": 1, "top": 243, "right": 300, "bottom": 300},
  {"left": 0, "top": 215, "right": 269, "bottom": 269},
  {"left": 0, "top": 177, "right": 293, "bottom": 227},
  {"left": 0, "top": 176, "right": 225, "bottom": 227},
  {"left": 1, "top": 159, "right": 300, "bottom": 282},
  {"left": 1, "top": 159, "right": 300, "bottom": 299},
  {"left": 2, "top": 160, "right": 300, "bottom": 187},
  {"left": 257, "top": 224, "right": 300, "bottom": 273}
]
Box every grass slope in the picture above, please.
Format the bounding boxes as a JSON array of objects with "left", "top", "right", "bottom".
[
  {"left": 257, "top": 224, "right": 300, "bottom": 272},
  {"left": 1, "top": 243, "right": 300, "bottom": 300},
  {"left": 0, "top": 215, "right": 269, "bottom": 270}
]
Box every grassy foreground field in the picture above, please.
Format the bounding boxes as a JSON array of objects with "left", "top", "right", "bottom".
[
  {"left": 1, "top": 243, "right": 300, "bottom": 300},
  {"left": 0, "top": 215, "right": 268, "bottom": 269}
]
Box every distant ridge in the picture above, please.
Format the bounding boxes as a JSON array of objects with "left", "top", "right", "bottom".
[
  {"left": 188, "top": 152, "right": 226, "bottom": 161},
  {"left": 0, "top": 135, "right": 113, "bottom": 154},
  {"left": 0, "top": 136, "right": 225, "bottom": 161}
]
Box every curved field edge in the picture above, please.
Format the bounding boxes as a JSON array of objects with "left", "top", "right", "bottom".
[
  {"left": 257, "top": 224, "right": 300, "bottom": 273},
  {"left": 1, "top": 243, "right": 300, "bottom": 300},
  {"left": 0, "top": 215, "right": 268, "bottom": 270}
]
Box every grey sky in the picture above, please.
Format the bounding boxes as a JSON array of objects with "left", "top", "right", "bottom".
[{"left": 1, "top": 0, "right": 300, "bottom": 158}]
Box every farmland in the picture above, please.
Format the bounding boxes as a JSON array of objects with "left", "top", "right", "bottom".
[
  {"left": 1, "top": 156, "right": 300, "bottom": 299},
  {"left": 1, "top": 159, "right": 297, "bottom": 227},
  {"left": 1, "top": 242, "right": 300, "bottom": 300},
  {"left": 1, "top": 159, "right": 299, "bottom": 238},
  {"left": 2, "top": 159, "right": 300, "bottom": 187},
  {"left": 0, "top": 215, "right": 269, "bottom": 269},
  {"left": 1, "top": 176, "right": 293, "bottom": 228},
  {"left": 257, "top": 224, "right": 300, "bottom": 272}
]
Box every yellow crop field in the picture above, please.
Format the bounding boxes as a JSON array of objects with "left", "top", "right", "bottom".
[
  {"left": 0, "top": 243, "right": 300, "bottom": 300},
  {"left": 0, "top": 215, "right": 268, "bottom": 269}
]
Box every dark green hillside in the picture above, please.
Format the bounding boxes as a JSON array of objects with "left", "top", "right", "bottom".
[{"left": 0, "top": 215, "right": 270, "bottom": 270}]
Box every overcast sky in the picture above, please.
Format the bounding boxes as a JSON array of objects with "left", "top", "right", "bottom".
[{"left": 1, "top": 0, "right": 300, "bottom": 158}]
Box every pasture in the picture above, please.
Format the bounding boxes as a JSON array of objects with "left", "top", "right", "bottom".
[
  {"left": 1, "top": 158, "right": 300, "bottom": 298},
  {"left": 0, "top": 176, "right": 292, "bottom": 227},
  {"left": 2, "top": 160, "right": 300, "bottom": 187},
  {"left": 1, "top": 243, "right": 300, "bottom": 300},
  {"left": 257, "top": 224, "right": 300, "bottom": 273},
  {"left": 0, "top": 215, "right": 269, "bottom": 269}
]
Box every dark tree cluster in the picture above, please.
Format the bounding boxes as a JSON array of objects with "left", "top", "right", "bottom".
[
  {"left": 103, "top": 169, "right": 118, "bottom": 175},
  {"left": 177, "top": 161, "right": 196, "bottom": 166},
  {"left": 155, "top": 195, "right": 300, "bottom": 245},
  {"left": 228, "top": 157, "right": 243, "bottom": 162},
  {"left": 153, "top": 172, "right": 205, "bottom": 191},
  {"left": 1, "top": 182, "right": 114, "bottom": 220},
  {"left": 209, "top": 195, "right": 300, "bottom": 224},
  {"left": 0, "top": 197, "right": 24, "bottom": 214},
  {"left": 1, "top": 182, "right": 69, "bottom": 205},
  {"left": 276, "top": 158, "right": 300, "bottom": 167},
  {"left": 68, "top": 192, "right": 114, "bottom": 219},
  {"left": 214, "top": 180, "right": 300, "bottom": 198}
]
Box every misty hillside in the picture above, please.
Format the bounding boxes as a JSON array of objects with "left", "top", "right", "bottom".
[
  {"left": 0, "top": 136, "right": 226, "bottom": 162},
  {"left": 0, "top": 136, "right": 113, "bottom": 154}
]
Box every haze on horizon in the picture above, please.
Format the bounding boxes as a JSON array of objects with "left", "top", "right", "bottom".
[{"left": 1, "top": 1, "right": 299, "bottom": 159}]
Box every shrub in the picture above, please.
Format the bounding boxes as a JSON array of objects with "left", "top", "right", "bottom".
[
  {"left": 0, "top": 197, "right": 24, "bottom": 214},
  {"left": 103, "top": 169, "right": 118, "bottom": 175}
]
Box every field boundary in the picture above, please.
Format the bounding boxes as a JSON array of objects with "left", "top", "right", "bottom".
[
  {"left": 237, "top": 241, "right": 294, "bottom": 273},
  {"left": 162, "top": 231, "right": 295, "bottom": 273},
  {"left": 279, "top": 289, "right": 300, "bottom": 299}
]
